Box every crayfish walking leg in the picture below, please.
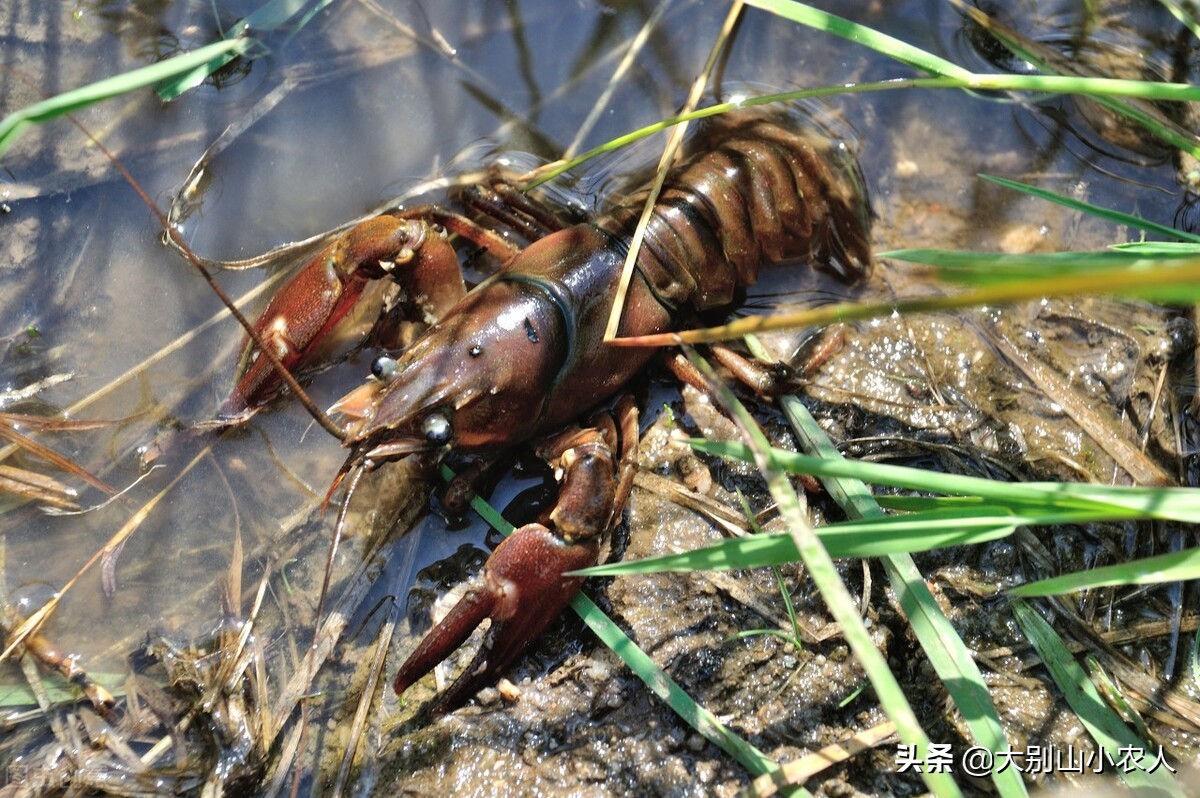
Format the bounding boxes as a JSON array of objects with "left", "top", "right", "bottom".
[{"left": 393, "top": 397, "right": 639, "bottom": 713}]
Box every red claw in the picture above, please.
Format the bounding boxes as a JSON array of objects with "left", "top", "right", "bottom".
[
  {"left": 394, "top": 399, "right": 638, "bottom": 713},
  {"left": 222, "top": 215, "right": 465, "bottom": 417},
  {"left": 392, "top": 524, "right": 600, "bottom": 713}
]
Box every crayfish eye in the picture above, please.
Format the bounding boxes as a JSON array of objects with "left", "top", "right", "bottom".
[
  {"left": 421, "top": 413, "right": 452, "bottom": 445},
  {"left": 370, "top": 355, "right": 399, "bottom": 382}
]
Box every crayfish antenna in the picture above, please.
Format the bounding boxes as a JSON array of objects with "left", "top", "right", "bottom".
[
  {"left": 321, "top": 453, "right": 362, "bottom": 514},
  {"left": 46, "top": 105, "right": 347, "bottom": 444}
]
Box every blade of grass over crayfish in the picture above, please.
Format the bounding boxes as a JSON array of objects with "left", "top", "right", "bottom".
[
  {"left": 524, "top": 0, "right": 1200, "bottom": 189},
  {"left": 681, "top": 350, "right": 963, "bottom": 798},
  {"left": 1010, "top": 548, "right": 1200, "bottom": 598},
  {"left": 1010, "top": 600, "right": 1183, "bottom": 795},
  {"left": 694, "top": 440, "right": 1200, "bottom": 522},
  {"left": 524, "top": 72, "right": 1200, "bottom": 190},
  {"left": 603, "top": 1, "right": 744, "bottom": 342},
  {"left": 436, "top": 465, "right": 784, "bottom": 782},
  {"left": 611, "top": 254, "right": 1200, "bottom": 346},
  {"left": 978, "top": 174, "right": 1200, "bottom": 244},
  {"left": 0, "top": 38, "right": 250, "bottom": 157},
  {"left": 779, "top": 397, "right": 1027, "bottom": 798}
]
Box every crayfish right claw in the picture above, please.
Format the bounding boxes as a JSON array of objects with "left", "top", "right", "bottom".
[
  {"left": 393, "top": 524, "right": 599, "bottom": 714},
  {"left": 394, "top": 399, "right": 638, "bottom": 713}
]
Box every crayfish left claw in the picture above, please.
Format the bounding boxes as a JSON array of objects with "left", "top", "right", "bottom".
[
  {"left": 222, "top": 215, "right": 465, "bottom": 416},
  {"left": 395, "top": 398, "right": 638, "bottom": 713},
  {"left": 393, "top": 524, "right": 600, "bottom": 713}
]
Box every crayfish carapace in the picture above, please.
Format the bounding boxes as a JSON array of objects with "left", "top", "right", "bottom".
[{"left": 223, "top": 108, "right": 874, "bottom": 713}]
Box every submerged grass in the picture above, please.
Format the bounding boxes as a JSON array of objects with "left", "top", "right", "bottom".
[{"left": 0, "top": 38, "right": 252, "bottom": 156}]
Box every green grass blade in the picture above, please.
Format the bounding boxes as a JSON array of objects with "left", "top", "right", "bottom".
[
  {"left": 694, "top": 440, "right": 1200, "bottom": 522},
  {"left": 0, "top": 38, "right": 251, "bottom": 157},
  {"left": 156, "top": 0, "right": 331, "bottom": 100},
  {"left": 978, "top": 174, "right": 1200, "bottom": 244},
  {"left": 581, "top": 495, "right": 1200, "bottom": 578},
  {"left": 1158, "top": 0, "right": 1200, "bottom": 41},
  {"left": 568, "top": 591, "right": 784, "bottom": 779},
  {"left": 740, "top": 0, "right": 971, "bottom": 79},
  {"left": 1111, "top": 241, "right": 1200, "bottom": 255},
  {"left": 959, "top": 74, "right": 1200, "bottom": 101},
  {"left": 437, "top": 466, "right": 783, "bottom": 781},
  {"left": 685, "top": 352, "right": 963, "bottom": 798},
  {"left": 885, "top": 248, "right": 1200, "bottom": 303},
  {"left": 874, "top": 495, "right": 1012, "bottom": 511},
  {"left": 1010, "top": 600, "right": 1184, "bottom": 794},
  {"left": 885, "top": 247, "right": 1196, "bottom": 272},
  {"left": 782, "top": 397, "right": 1028, "bottom": 798},
  {"left": 0, "top": 672, "right": 127, "bottom": 708},
  {"left": 287, "top": 0, "right": 341, "bottom": 43},
  {"left": 578, "top": 508, "right": 1024, "bottom": 576},
  {"left": 584, "top": 493, "right": 1198, "bottom": 577},
  {"left": 872, "top": 495, "right": 1167, "bottom": 520},
  {"left": 1010, "top": 548, "right": 1200, "bottom": 597}
]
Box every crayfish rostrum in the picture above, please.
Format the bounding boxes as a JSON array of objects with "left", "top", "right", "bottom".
[{"left": 224, "top": 108, "right": 874, "bottom": 712}]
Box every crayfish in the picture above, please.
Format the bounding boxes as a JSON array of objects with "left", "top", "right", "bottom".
[{"left": 223, "top": 108, "right": 874, "bottom": 712}]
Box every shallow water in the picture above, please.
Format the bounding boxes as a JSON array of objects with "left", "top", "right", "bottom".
[{"left": 2, "top": 1, "right": 1198, "bottom": 795}]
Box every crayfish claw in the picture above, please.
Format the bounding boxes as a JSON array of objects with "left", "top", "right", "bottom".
[
  {"left": 396, "top": 400, "right": 636, "bottom": 712},
  {"left": 394, "top": 523, "right": 599, "bottom": 713}
]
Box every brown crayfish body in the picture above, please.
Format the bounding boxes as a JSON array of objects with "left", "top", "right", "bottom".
[{"left": 225, "top": 109, "right": 874, "bottom": 711}]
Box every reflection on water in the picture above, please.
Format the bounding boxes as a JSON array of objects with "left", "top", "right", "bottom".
[{"left": 1, "top": 0, "right": 1198, "bottom": 793}]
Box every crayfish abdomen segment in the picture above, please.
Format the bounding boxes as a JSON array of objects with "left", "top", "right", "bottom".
[{"left": 601, "top": 111, "right": 873, "bottom": 309}]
